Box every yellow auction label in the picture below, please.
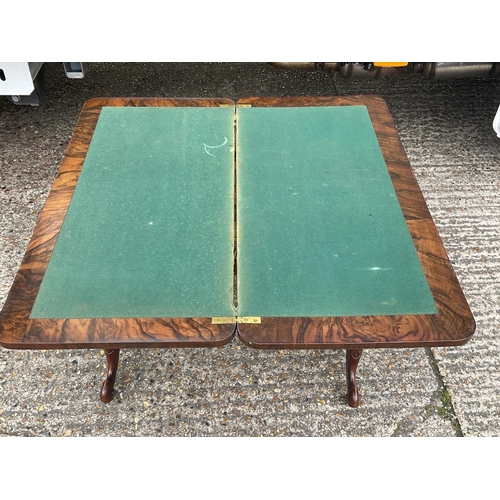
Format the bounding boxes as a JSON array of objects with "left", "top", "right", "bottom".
[
  {"left": 212, "top": 317, "right": 237, "bottom": 324},
  {"left": 212, "top": 317, "right": 261, "bottom": 324},
  {"left": 238, "top": 317, "right": 261, "bottom": 324}
]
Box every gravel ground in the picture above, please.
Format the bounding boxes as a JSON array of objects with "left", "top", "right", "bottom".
[{"left": 1, "top": 62, "right": 499, "bottom": 438}]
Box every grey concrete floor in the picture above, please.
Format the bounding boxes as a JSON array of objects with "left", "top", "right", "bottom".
[{"left": 1, "top": 62, "right": 499, "bottom": 437}]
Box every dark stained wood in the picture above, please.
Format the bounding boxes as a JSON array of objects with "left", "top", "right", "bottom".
[
  {"left": 236, "top": 96, "right": 475, "bottom": 349},
  {"left": 101, "top": 349, "right": 120, "bottom": 403},
  {"left": 0, "top": 98, "right": 237, "bottom": 350},
  {"left": 346, "top": 349, "right": 363, "bottom": 408}
]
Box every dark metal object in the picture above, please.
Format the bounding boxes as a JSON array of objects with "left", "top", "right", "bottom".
[
  {"left": 422, "top": 62, "right": 499, "bottom": 79},
  {"left": 63, "top": 62, "right": 84, "bottom": 78},
  {"left": 269, "top": 62, "right": 500, "bottom": 80}
]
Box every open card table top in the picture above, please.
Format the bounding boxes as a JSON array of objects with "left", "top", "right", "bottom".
[{"left": 0, "top": 95, "right": 475, "bottom": 351}]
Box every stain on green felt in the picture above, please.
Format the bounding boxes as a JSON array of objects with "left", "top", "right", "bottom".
[
  {"left": 31, "top": 107, "right": 235, "bottom": 318},
  {"left": 236, "top": 106, "right": 437, "bottom": 317}
]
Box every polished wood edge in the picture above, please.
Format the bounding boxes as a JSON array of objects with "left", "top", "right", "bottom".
[
  {"left": 236, "top": 95, "right": 475, "bottom": 349},
  {"left": 0, "top": 97, "right": 236, "bottom": 349},
  {"left": 2, "top": 319, "right": 237, "bottom": 350},
  {"left": 236, "top": 315, "right": 475, "bottom": 350},
  {"left": 83, "top": 97, "right": 235, "bottom": 109},
  {"left": 236, "top": 95, "right": 385, "bottom": 108}
]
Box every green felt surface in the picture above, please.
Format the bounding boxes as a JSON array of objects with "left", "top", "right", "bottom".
[
  {"left": 236, "top": 106, "right": 437, "bottom": 317},
  {"left": 31, "top": 106, "right": 236, "bottom": 319}
]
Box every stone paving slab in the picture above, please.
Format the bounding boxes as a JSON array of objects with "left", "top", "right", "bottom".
[{"left": 1, "top": 62, "right": 499, "bottom": 436}]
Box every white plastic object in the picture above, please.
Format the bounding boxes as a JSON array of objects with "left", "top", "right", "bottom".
[
  {"left": 0, "top": 62, "right": 43, "bottom": 96},
  {"left": 493, "top": 104, "right": 500, "bottom": 138}
]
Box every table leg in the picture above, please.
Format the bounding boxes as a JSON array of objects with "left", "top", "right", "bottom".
[
  {"left": 100, "top": 349, "right": 120, "bottom": 403},
  {"left": 346, "top": 349, "right": 363, "bottom": 408}
]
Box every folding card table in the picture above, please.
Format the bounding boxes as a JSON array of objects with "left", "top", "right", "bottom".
[{"left": 0, "top": 96, "right": 475, "bottom": 406}]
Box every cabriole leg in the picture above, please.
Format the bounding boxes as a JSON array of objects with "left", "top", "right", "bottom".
[
  {"left": 101, "top": 349, "right": 120, "bottom": 403},
  {"left": 346, "top": 349, "right": 363, "bottom": 408}
]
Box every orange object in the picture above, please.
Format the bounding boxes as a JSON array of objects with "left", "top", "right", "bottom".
[{"left": 373, "top": 62, "right": 408, "bottom": 67}]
